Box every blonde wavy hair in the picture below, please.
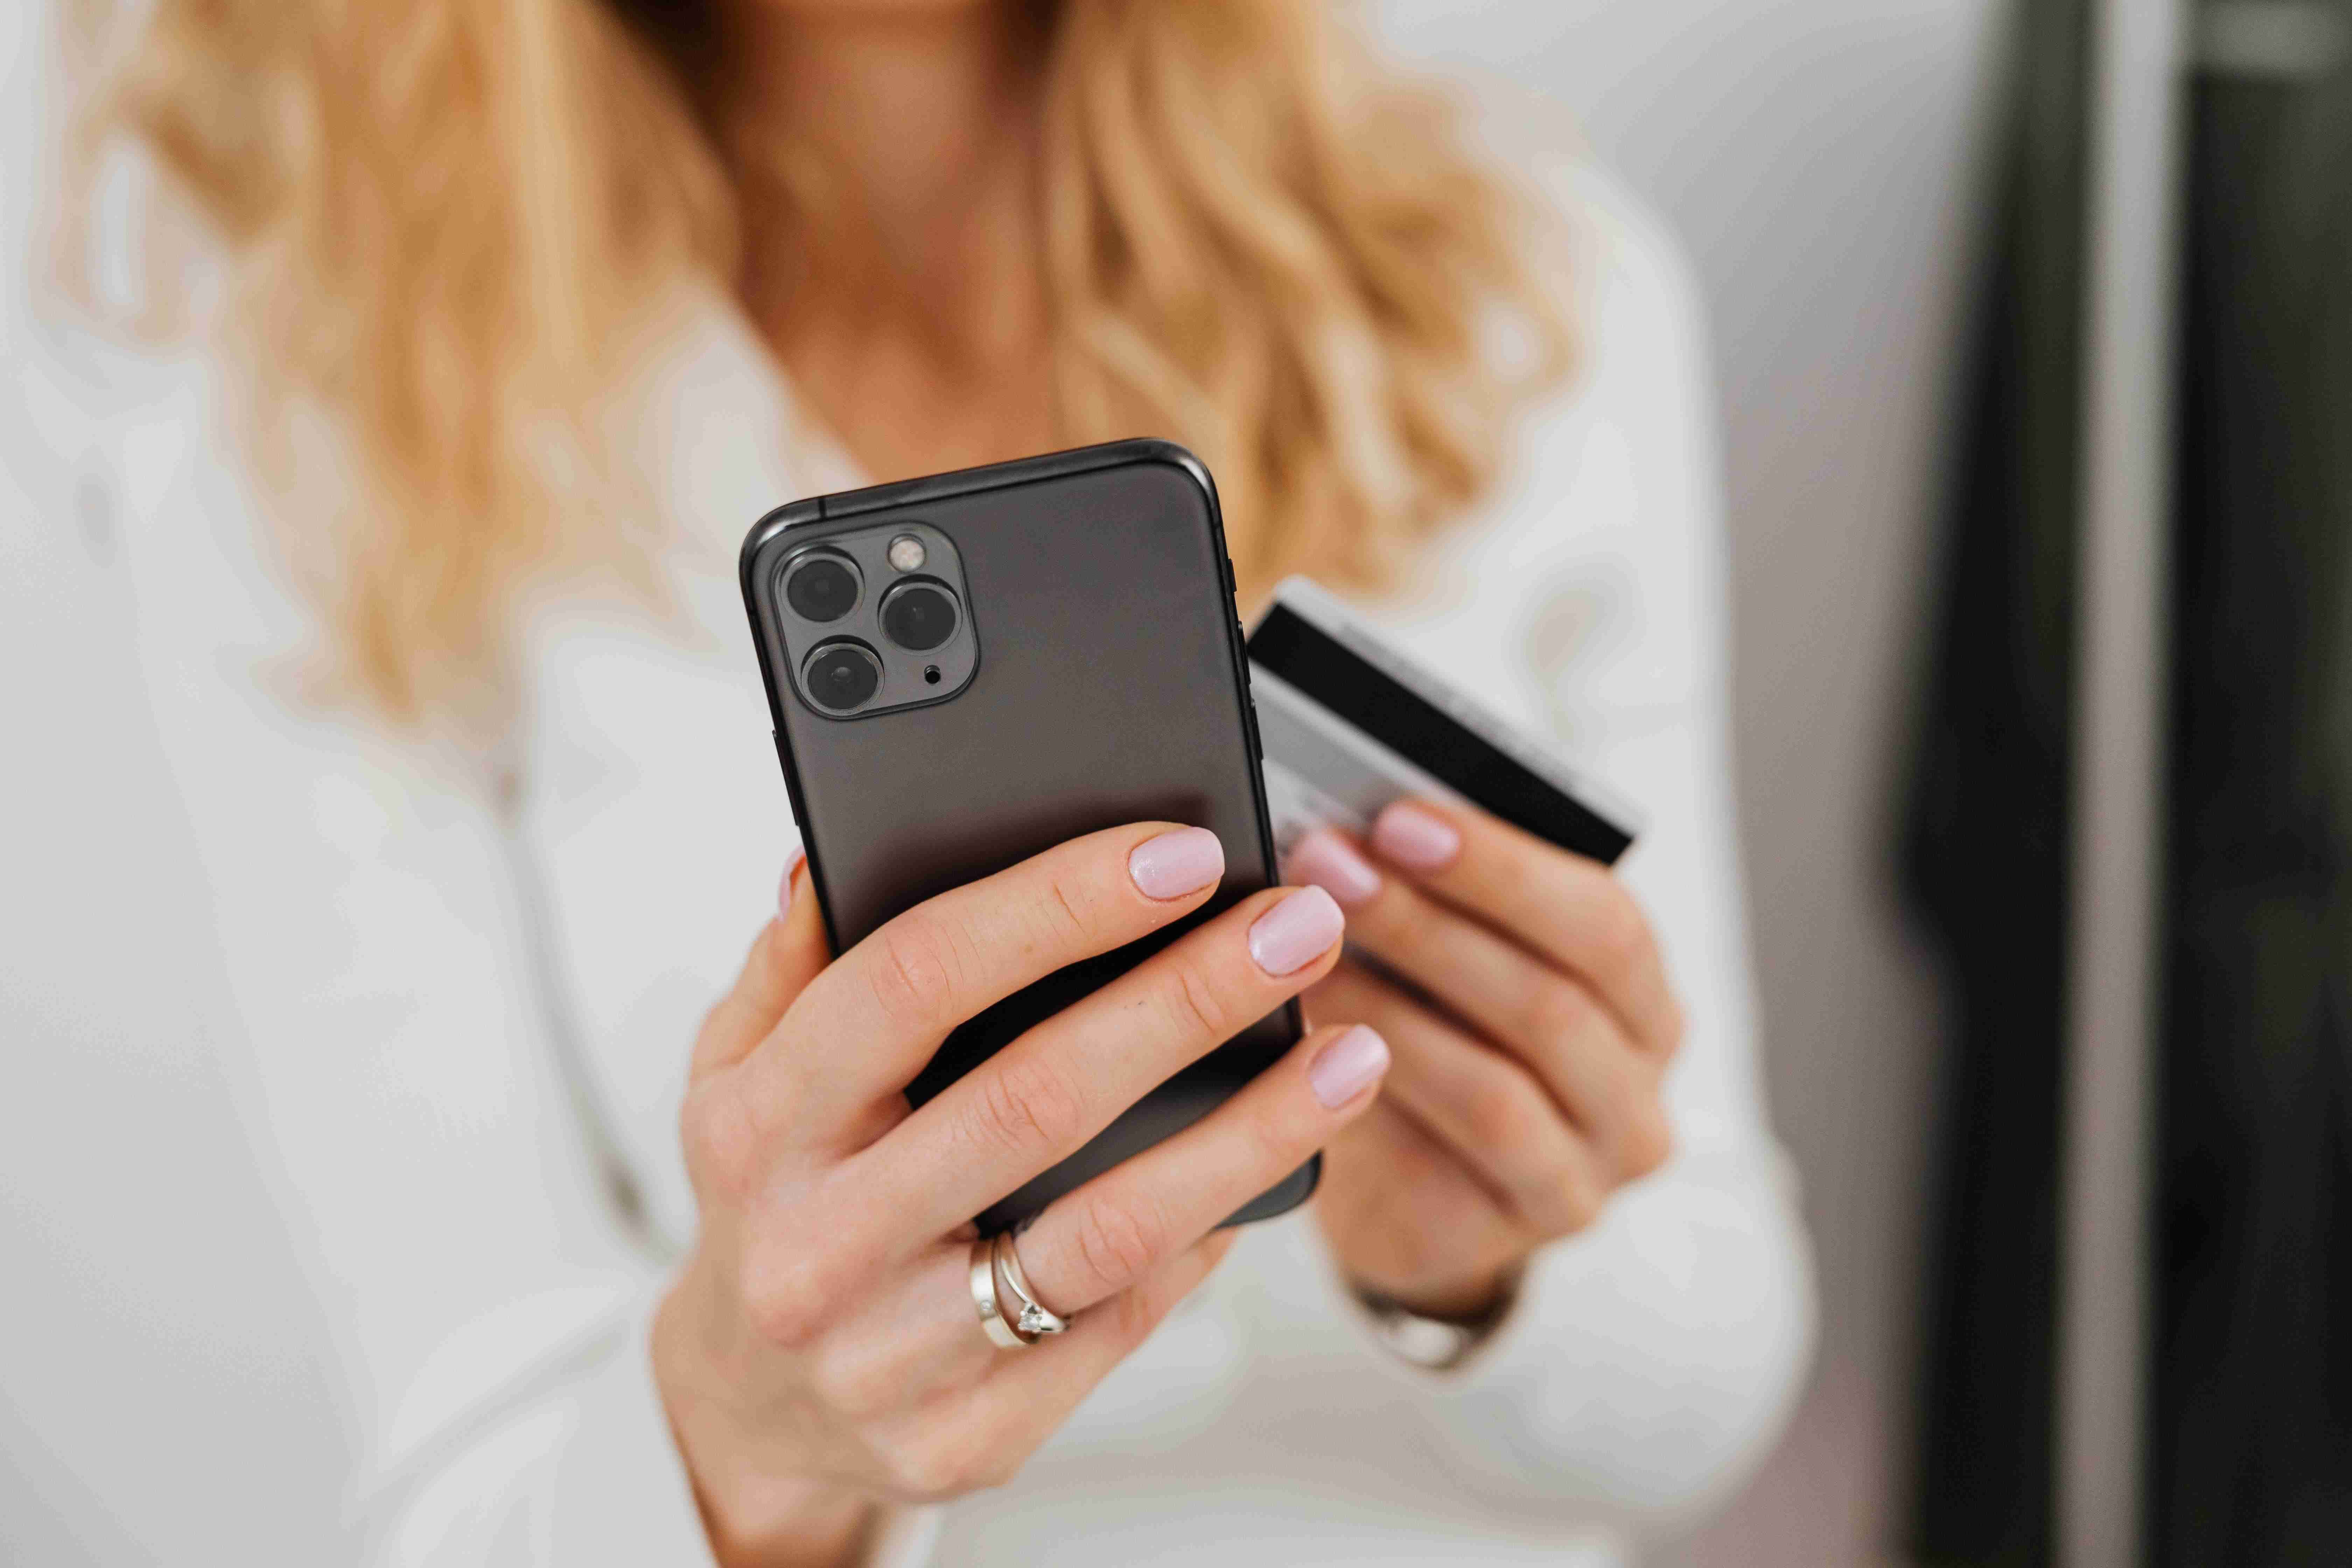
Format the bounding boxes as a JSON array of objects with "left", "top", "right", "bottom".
[{"left": 73, "top": 0, "right": 1569, "bottom": 723}]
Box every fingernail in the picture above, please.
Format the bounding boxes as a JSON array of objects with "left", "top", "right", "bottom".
[
  {"left": 1285, "top": 829, "right": 1381, "bottom": 909},
  {"left": 1248, "top": 885, "right": 1345, "bottom": 976},
  {"left": 778, "top": 848, "right": 805, "bottom": 922},
  {"left": 1129, "top": 826, "right": 1225, "bottom": 900},
  {"left": 1371, "top": 802, "right": 1461, "bottom": 870},
  {"left": 1309, "top": 1024, "right": 1391, "bottom": 1108}
]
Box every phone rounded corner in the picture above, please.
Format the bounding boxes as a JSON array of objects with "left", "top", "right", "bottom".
[
  {"left": 740, "top": 499, "right": 827, "bottom": 601},
  {"left": 1124, "top": 440, "right": 1220, "bottom": 510}
]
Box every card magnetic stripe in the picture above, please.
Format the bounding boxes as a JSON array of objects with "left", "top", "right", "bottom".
[{"left": 1246, "top": 604, "right": 1634, "bottom": 866}]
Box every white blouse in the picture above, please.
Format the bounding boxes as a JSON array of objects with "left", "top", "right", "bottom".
[{"left": 0, "top": 144, "right": 1813, "bottom": 1567}]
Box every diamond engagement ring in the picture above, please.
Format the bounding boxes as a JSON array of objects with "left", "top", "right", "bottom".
[
  {"left": 969, "top": 1236, "right": 1027, "bottom": 1350},
  {"left": 991, "top": 1228, "right": 1072, "bottom": 1343}
]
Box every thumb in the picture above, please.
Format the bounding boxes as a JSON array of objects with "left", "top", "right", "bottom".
[{"left": 692, "top": 850, "right": 831, "bottom": 1076}]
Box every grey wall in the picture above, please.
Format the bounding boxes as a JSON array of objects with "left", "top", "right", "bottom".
[{"left": 1371, "top": 5, "right": 2005, "bottom": 1562}]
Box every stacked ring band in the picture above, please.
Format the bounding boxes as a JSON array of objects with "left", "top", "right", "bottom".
[
  {"left": 966, "top": 1230, "right": 1076, "bottom": 1349},
  {"left": 992, "top": 1231, "right": 1072, "bottom": 1341},
  {"left": 969, "top": 1237, "right": 1026, "bottom": 1350}
]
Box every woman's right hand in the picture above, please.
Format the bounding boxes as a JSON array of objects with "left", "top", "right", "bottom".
[{"left": 652, "top": 823, "right": 1385, "bottom": 1568}]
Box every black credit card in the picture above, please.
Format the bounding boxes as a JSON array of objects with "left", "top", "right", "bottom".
[{"left": 1246, "top": 577, "right": 1638, "bottom": 866}]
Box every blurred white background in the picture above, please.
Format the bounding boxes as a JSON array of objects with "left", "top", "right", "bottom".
[
  {"left": 1370, "top": 4, "right": 2005, "bottom": 1563},
  {"left": 3, "top": 4, "right": 2009, "bottom": 1564}
]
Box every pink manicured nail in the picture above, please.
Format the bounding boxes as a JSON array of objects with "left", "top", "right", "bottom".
[
  {"left": 1286, "top": 830, "right": 1382, "bottom": 909},
  {"left": 1248, "top": 886, "right": 1345, "bottom": 976},
  {"left": 1309, "top": 1024, "right": 1391, "bottom": 1108},
  {"left": 778, "top": 848, "right": 806, "bottom": 921},
  {"left": 1129, "top": 826, "right": 1225, "bottom": 901},
  {"left": 1371, "top": 802, "right": 1462, "bottom": 870}
]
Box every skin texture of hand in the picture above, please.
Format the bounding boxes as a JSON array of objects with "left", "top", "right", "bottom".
[
  {"left": 1289, "top": 800, "right": 1686, "bottom": 1321},
  {"left": 652, "top": 824, "right": 1386, "bottom": 1567}
]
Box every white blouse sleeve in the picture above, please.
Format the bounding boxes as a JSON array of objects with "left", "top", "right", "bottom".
[
  {"left": 362, "top": 1292, "right": 709, "bottom": 1564},
  {"left": 361, "top": 1294, "right": 943, "bottom": 1568},
  {"left": 1351, "top": 160, "right": 1817, "bottom": 1524},
  {"left": 27, "top": 361, "right": 730, "bottom": 1566}
]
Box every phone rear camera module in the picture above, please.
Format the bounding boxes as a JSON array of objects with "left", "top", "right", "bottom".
[
  {"left": 785, "top": 551, "right": 861, "bottom": 623},
  {"left": 803, "top": 642, "right": 882, "bottom": 714},
  {"left": 880, "top": 580, "right": 960, "bottom": 652}
]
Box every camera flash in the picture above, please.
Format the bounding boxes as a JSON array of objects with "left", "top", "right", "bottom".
[{"left": 888, "top": 536, "right": 926, "bottom": 573}]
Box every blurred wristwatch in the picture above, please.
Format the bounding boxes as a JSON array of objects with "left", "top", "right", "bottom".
[{"left": 1350, "top": 1269, "right": 1521, "bottom": 1373}]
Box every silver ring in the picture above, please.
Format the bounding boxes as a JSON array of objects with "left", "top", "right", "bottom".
[
  {"left": 992, "top": 1230, "right": 1072, "bottom": 1342},
  {"left": 969, "top": 1237, "right": 1026, "bottom": 1350}
]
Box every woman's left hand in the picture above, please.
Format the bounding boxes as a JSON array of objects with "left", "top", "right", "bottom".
[{"left": 1289, "top": 800, "right": 1685, "bottom": 1322}]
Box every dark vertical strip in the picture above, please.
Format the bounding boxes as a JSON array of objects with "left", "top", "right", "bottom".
[
  {"left": 2153, "top": 7, "right": 2352, "bottom": 1558},
  {"left": 1902, "top": 2, "right": 2092, "bottom": 1562}
]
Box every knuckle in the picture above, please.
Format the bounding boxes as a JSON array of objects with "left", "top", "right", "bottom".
[
  {"left": 966, "top": 1052, "right": 1090, "bottom": 1160},
  {"left": 679, "top": 1076, "right": 761, "bottom": 1200},
  {"left": 954, "top": 1451, "right": 1021, "bottom": 1496},
  {"left": 1555, "top": 1168, "right": 1605, "bottom": 1236},
  {"left": 1371, "top": 887, "right": 1435, "bottom": 953},
  {"left": 1240, "top": 1095, "right": 1304, "bottom": 1175},
  {"left": 1658, "top": 993, "right": 1690, "bottom": 1060},
  {"left": 1066, "top": 1192, "right": 1169, "bottom": 1298},
  {"left": 867, "top": 918, "right": 958, "bottom": 1033},
  {"left": 882, "top": 1425, "right": 1002, "bottom": 1501},
  {"left": 809, "top": 1346, "right": 896, "bottom": 1422},
  {"left": 1462, "top": 1073, "right": 1536, "bottom": 1152},
  {"left": 1523, "top": 977, "right": 1592, "bottom": 1050},
  {"left": 1160, "top": 956, "right": 1236, "bottom": 1045},
  {"left": 1586, "top": 890, "right": 1652, "bottom": 982},
  {"left": 736, "top": 1237, "right": 838, "bottom": 1351},
  {"left": 876, "top": 1440, "right": 961, "bottom": 1501},
  {"left": 1490, "top": 847, "right": 1546, "bottom": 912},
  {"left": 1038, "top": 868, "right": 1097, "bottom": 949},
  {"left": 1523, "top": 1175, "right": 1588, "bottom": 1237},
  {"left": 1622, "top": 1100, "right": 1675, "bottom": 1178}
]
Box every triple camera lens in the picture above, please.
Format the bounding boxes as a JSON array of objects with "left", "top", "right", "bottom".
[
  {"left": 879, "top": 581, "right": 959, "bottom": 652},
  {"left": 782, "top": 544, "right": 962, "bottom": 715},
  {"left": 785, "top": 552, "right": 860, "bottom": 623},
  {"left": 802, "top": 643, "right": 882, "bottom": 714}
]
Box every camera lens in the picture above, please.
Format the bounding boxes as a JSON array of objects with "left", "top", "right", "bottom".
[
  {"left": 802, "top": 642, "right": 882, "bottom": 714},
  {"left": 880, "top": 581, "right": 959, "bottom": 651},
  {"left": 784, "top": 552, "right": 860, "bottom": 623}
]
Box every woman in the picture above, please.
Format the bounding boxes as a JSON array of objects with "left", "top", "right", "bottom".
[{"left": 13, "top": 1, "right": 1813, "bottom": 1562}]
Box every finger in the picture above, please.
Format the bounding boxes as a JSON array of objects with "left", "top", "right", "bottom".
[
  {"left": 1513, "top": 989, "right": 1672, "bottom": 1181},
  {"left": 987, "top": 1225, "right": 1234, "bottom": 1398},
  {"left": 693, "top": 851, "right": 828, "bottom": 1077},
  {"left": 727, "top": 880, "right": 1339, "bottom": 1340},
  {"left": 1294, "top": 832, "right": 1586, "bottom": 1067},
  {"left": 848, "top": 884, "right": 1349, "bottom": 1241},
  {"left": 1313, "top": 901, "right": 1668, "bottom": 1185},
  {"left": 1309, "top": 963, "right": 1603, "bottom": 1234},
  {"left": 1357, "top": 802, "right": 1681, "bottom": 1055},
  {"left": 854, "top": 1231, "right": 1238, "bottom": 1503},
  {"left": 1008, "top": 1021, "right": 1389, "bottom": 1316},
  {"left": 751, "top": 822, "right": 1231, "bottom": 1132},
  {"left": 952, "top": 1231, "right": 1238, "bottom": 1479},
  {"left": 815, "top": 1197, "right": 1248, "bottom": 1435},
  {"left": 795, "top": 1240, "right": 996, "bottom": 1420}
]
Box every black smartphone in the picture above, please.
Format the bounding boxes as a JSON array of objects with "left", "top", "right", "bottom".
[{"left": 740, "top": 438, "right": 1312, "bottom": 1235}]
